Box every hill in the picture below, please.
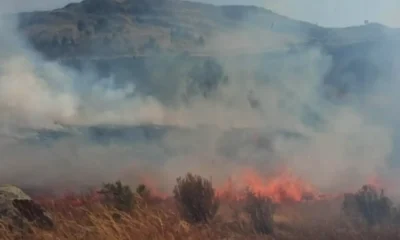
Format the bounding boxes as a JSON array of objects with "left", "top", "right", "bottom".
[
  {"left": 12, "top": 0, "right": 400, "bottom": 107},
  {"left": 16, "top": 0, "right": 400, "bottom": 59},
  {"left": 16, "top": 0, "right": 307, "bottom": 59}
]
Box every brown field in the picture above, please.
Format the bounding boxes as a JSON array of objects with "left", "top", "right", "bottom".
[{"left": 2, "top": 190, "right": 400, "bottom": 240}]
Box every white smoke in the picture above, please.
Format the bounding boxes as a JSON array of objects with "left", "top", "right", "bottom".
[{"left": 0, "top": 3, "right": 397, "bottom": 197}]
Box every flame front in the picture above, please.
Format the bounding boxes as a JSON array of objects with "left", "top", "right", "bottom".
[{"left": 217, "top": 168, "right": 321, "bottom": 203}]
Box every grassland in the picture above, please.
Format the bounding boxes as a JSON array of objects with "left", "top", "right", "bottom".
[{"left": 2, "top": 184, "right": 400, "bottom": 240}]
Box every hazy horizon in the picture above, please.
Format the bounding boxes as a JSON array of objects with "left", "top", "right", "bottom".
[{"left": 195, "top": 0, "right": 400, "bottom": 28}]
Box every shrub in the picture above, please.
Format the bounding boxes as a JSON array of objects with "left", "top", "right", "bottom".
[
  {"left": 342, "top": 185, "right": 393, "bottom": 226},
  {"left": 244, "top": 190, "right": 275, "bottom": 234},
  {"left": 173, "top": 173, "right": 219, "bottom": 223},
  {"left": 187, "top": 58, "right": 228, "bottom": 99},
  {"left": 136, "top": 184, "right": 151, "bottom": 201},
  {"left": 98, "top": 181, "right": 134, "bottom": 212}
]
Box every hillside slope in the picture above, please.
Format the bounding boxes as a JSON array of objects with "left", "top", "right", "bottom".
[{"left": 17, "top": 0, "right": 400, "bottom": 59}]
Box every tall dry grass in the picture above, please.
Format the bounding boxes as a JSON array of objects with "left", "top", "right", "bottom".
[
  {"left": 1, "top": 195, "right": 400, "bottom": 240},
  {"left": 0, "top": 199, "right": 263, "bottom": 240}
]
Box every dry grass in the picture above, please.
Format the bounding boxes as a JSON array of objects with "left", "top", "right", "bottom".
[
  {"left": 0, "top": 199, "right": 261, "bottom": 240},
  {"left": 2, "top": 194, "right": 400, "bottom": 240}
]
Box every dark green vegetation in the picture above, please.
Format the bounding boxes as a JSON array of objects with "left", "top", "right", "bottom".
[{"left": 99, "top": 180, "right": 135, "bottom": 212}]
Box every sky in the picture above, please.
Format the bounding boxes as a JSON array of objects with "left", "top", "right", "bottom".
[
  {"left": 0, "top": 0, "right": 399, "bottom": 28},
  {"left": 198, "top": 0, "right": 400, "bottom": 27}
]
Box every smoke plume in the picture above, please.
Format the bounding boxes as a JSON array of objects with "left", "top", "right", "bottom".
[{"left": 0, "top": 3, "right": 398, "bottom": 198}]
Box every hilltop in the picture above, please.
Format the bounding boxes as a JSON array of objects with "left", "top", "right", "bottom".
[{"left": 16, "top": 0, "right": 400, "bottom": 59}]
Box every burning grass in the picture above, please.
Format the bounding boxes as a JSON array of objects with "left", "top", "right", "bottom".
[
  {"left": 2, "top": 173, "right": 400, "bottom": 240},
  {"left": 216, "top": 168, "right": 323, "bottom": 203}
]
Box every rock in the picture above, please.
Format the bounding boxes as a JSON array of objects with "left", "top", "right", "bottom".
[{"left": 0, "top": 185, "right": 54, "bottom": 230}]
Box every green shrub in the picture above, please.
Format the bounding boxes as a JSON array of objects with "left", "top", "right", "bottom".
[
  {"left": 98, "top": 181, "right": 134, "bottom": 212},
  {"left": 136, "top": 184, "right": 151, "bottom": 201},
  {"left": 173, "top": 173, "right": 219, "bottom": 223}
]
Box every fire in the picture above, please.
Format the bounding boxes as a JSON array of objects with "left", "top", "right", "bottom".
[
  {"left": 119, "top": 162, "right": 169, "bottom": 199},
  {"left": 138, "top": 175, "right": 168, "bottom": 199},
  {"left": 367, "top": 175, "right": 382, "bottom": 189},
  {"left": 217, "top": 168, "right": 322, "bottom": 203}
]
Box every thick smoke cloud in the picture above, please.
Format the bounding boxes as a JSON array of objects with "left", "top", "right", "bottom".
[
  {"left": 0, "top": 4, "right": 398, "bottom": 197},
  {"left": 0, "top": 15, "right": 165, "bottom": 129}
]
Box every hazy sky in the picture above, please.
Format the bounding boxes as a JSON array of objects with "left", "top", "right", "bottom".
[
  {"left": 199, "top": 0, "right": 400, "bottom": 27},
  {"left": 0, "top": 0, "right": 399, "bottom": 28}
]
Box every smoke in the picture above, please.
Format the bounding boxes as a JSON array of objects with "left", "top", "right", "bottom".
[
  {"left": 0, "top": 15, "right": 166, "bottom": 129},
  {"left": 0, "top": 3, "right": 398, "bottom": 198}
]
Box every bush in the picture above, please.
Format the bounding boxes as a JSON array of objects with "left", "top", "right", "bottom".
[
  {"left": 173, "top": 173, "right": 219, "bottom": 223},
  {"left": 136, "top": 184, "right": 151, "bottom": 201},
  {"left": 244, "top": 190, "right": 275, "bottom": 234},
  {"left": 342, "top": 185, "right": 393, "bottom": 226},
  {"left": 98, "top": 181, "right": 134, "bottom": 212},
  {"left": 187, "top": 58, "right": 228, "bottom": 99}
]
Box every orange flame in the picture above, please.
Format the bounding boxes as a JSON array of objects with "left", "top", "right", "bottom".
[
  {"left": 119, "top": 162, "right": 169, "bottom": 199},
  {"left": 217, "top": 168, "right": 322, "bottom": 203},
  {"left": 138, "top": 175, "right": 168, "bottom": 199},
  {"left": 367, "top": 175, "right": 382, "bottom": 189}
]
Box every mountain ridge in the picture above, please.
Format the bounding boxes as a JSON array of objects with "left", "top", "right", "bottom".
[{"left": 15, "top": 0, "right": 400, "bottom": 60}]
